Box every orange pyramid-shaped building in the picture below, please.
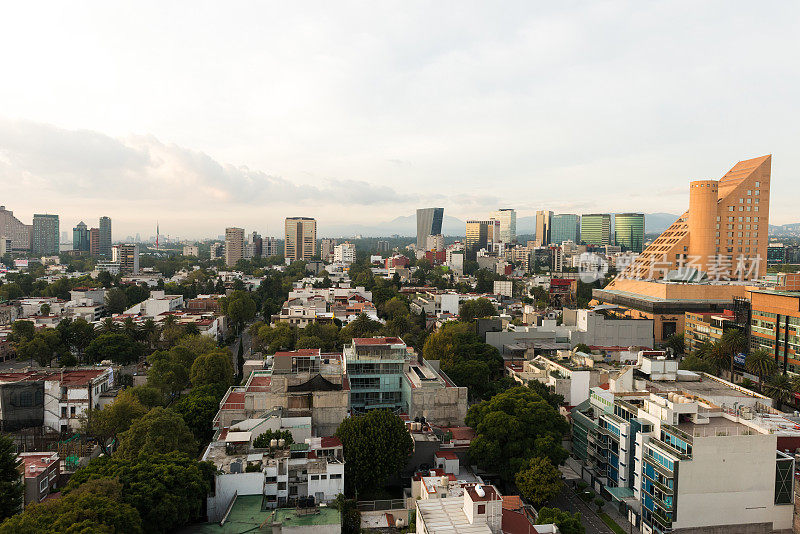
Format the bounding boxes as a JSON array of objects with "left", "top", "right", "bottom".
[{"left": 610, "top": 155, "right": 771, "bottom": 285}]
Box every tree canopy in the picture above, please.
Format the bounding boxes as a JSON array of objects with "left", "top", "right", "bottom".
[
  {"left": 116, "top": 407, "right": 196, "bottom": 459},
  {"left": 465, "top": 386, "right": 569, "bottom": 480},
  {"left": 535, "top": 508, "right": 585, "bottom": 534},
  {"left": 335, "top": 410, "right": 413, "bottom": 496},
  {"left": 0, "top": 433, "right": 23, "bottom": 522},
  {"left": 190, "top": 349, "right": 234, "bottom": 390},
  {"left": 515, "top": 456, "right": 562, "bottom": 506},
  {"left": 64, "top": 453, "right": 214, "bottom": 534}
]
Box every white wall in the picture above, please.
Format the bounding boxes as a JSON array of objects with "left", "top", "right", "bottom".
[{"left": 207, "top": 472, "right": 265, "bottom": 522}]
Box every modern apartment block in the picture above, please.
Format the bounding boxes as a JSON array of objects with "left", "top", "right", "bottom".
[
  {"left": 0, "top": 205, "right": 32, "bottom": 252},
  {"left": 466, "top": 220, "right": 499, "bottom": 252},
  {"left": 225, "top": 227, "right": 244, "bottom": 267},
  {"left": 490, "top": 208, "right": 516, "bottom": 243},
  {"left": 416, "top": 208, "right": 444, "bottom": 250},
  {"left": 618, "top": 156, "right": 771, "bottom": 281},
  {"left": 72, "top": 221, "right": 89, "bottom": 252},
  {"left": 333, "top": 242, "right": 356, "bottom": 264},
  {"left": 343, "top": 337, "right": 468, "bottom": 424},
  {"left": 263, "top": 236, "right": 279, "bottom": 257},
  {"left": 111, "top": 243, "right": 139, "bottom": 274},
  {"left": 551, "top": 214, "right": 581, "bottom": 245},
  {"left": 534, "top": 210, "right": 553, "bottom": 246},
  {"left": 580, "top": 213, "right": 611, "bottom": 247},
  {"left": 571, "top": 368, "right": 795, "bottom": 534},
  {"left": 98, "top": 216, "right": 112, "bottom": 257},
  {"left": 32, "top": 214, "right": 59, "bottom": 256},
  {"left": 615, "top": 213, "right": 645, "bottom": 253},
  {"left": 285, "top": 217, "right": 317, "bottom": 262}
]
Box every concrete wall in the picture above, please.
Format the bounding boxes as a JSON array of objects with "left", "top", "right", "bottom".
[
  {"left": 410, "top": 386, "right": 468, "bottom": 426},
  {"left": 674, "top": 434, "right": 791, "bottom": 532},
  {"left": 207, "top": 472, "right": 265, "bottom": 522}
]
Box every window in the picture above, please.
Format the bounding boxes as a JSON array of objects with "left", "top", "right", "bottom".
[
  {"left": 61, "top": 407, "right": 67, "bottom": 418},
  {"left": 330, "top": 473, "right": 342, "bottom": 479},
  {"left": 310, "top": 475, "right": 319, "bottom": 481},
  {"left": 70, "top": 407, "right": 76, "bottom": 418},
  {"left": 478, "top": 505, "right": 486, "bottom": 514},
  {"left": 40, "top": 478, "right": 48, "bottom": 493},
  {"left": 278, "top": 482, "right": 287, "bottom": 490}
]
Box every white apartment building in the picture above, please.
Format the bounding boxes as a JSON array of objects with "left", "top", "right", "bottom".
[
  {"left": 183, "top": 245, "right": 199, "bottom": 257},
  {"left": 333, "top": 242, "right": 356, "bottom": 264},
  {"left": 123, "top": 291, "right": 184, "bottom": 317}
]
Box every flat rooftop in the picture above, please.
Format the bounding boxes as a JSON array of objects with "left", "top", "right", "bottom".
[{"left": 183, "top": 497, "right": 340, "bottom": 533}]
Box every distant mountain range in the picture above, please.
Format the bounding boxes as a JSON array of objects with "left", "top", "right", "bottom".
[{"left": 769, "top": 223, "right": 800, "bottom": 237}]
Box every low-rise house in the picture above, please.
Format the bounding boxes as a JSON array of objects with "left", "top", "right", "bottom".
[
  {"left": 123, "top": 290, "right": 184, "bottom": 317},
  {"left": 19, "top": 452, "right": 59, "bottom": 506}
]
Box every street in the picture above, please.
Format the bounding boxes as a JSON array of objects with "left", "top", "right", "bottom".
[{"left": 547, "top": 483, "right": 614, "bottom": 534}]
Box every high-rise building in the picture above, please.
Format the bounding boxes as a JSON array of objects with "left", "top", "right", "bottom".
[
  {"left": 285, "top": 217, "right": 317, "bottom": 262},
  {"left": 263, "top": 237, "right": 279, "bottom": 257},
  {"left": 534, "top": 210, "right": 553, "bottom": 246},
  {"left": 89, "top": 228, "right": 100, "bottom": 255},
  {"left": 580, "top": 214, "right": 611, "bottom": 247},
  {"left": 334, "top": 242, "right": 356, "bottom": 264},
  {"left": 376, "top": 240, "right": 390, "bottom": 253},
  {"left": 490, "top": 209, "right": 517, "bottom": 244},
  {"left": 210, "top": 242, "right": 225, "bottom": 261},
  {"left": 72, "top": 222, "right": 90, "bottom": 252},
  {"left": 32, "top": 214, "right": 59, "bottom": 256},
  {"left": 0, "top": 206, "right": 32, "bottom": 252},
  {"left": 245, "top": 231, "right": 262, "bottom": 259},
  {"left": 416, "top": 208, "right": 444, "bottom": 250},
  {"left": 426, "top": 234, "right": 445, "bottom": 252},
  {"left": 225, "top": 227, "right": 245, "bottom": 267},
  {"left": 551, "top": 214, "right": 581, "bottom": 245},
  {"left": 112, "top": 243, "right": 139, "bottom": 274},
  {"left": 320, "top": 238, "right": 337, "bottom": 262},
  {"left": 614, "top": 213, "right": 645, "bottom": 253},
  {"left": 466, "top": 220, "right": 499, "bottom": 251},
  {"left": 98, "top": 216, "right": 112, "bottom": 258},
  {"left": 614, "top": 155, "right": 771, "bottom": 281}
]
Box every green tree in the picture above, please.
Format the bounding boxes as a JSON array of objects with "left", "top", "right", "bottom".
[
  {"left": 710, "top": 329, "right": 747, "bottom": 380},
  {"left": 515, "top": 456, "right": 562, "bottom": 507},
  {"left": 190, "top": 349, "right": 234, "bottom": 390},
  {"left": 97, "top": 270, "right": 114, "bottom": 288},
  {"left": 172, "top": 384, "right": 226, "bottom": 444},
  {"left": 64, "top": 452, "right": 214, "bottom": 534},
  {"left": 0, "top": 433, "right": 23, "bottom": 522},
  {"left": 745, "top": 348, "right": 777, "bottom": 391},
  {"left": 116, "top": 407, "right": 197, "bottom": 459},
  {"left": 679, "top": 354, "right": 717, "bottom": 374},
  {"left": 9, "top": 320, "right": 35, "bottom": 343},
  {"left": 458, "top": 298, "right": 496, "bottom": 322},
  {"left": 535, "top": 508, "right": 585, "bottom": 534},
  {"left": 17, "top": 335, "right": 52, "bottom": 366},
  {"left": 340, "top": 313, "right": 383, "bottom": 341},
  {"left": 335, "top": 410, "right": 413, "bottom": 496},
  {"left": 0, "top": 478, "right": 143, "bottom": 534},
  {"left": 105, "top": 287, "right": 129, "bottom": 314},
  {"left": 527, "top": 380, "right": 565, "bottom": 409},
  {"left": 147, "top": 347, "right": 195, "bottom": 403},
  {"left": 465, "top": 387, "right": 569, "bottom": 480},
  {"left": 332, "top": 494, "right": 361, "bottom": 534},
  {"left": 766, "top": 374, "right": 793, "bottom": 408},
  {"left": 85, "top": 333, "right": 143, "bottom": 364},
  {"left": 127, "top": 385, "right": 163, "bottom": 409},
  {"left": 222, "top": 290, "right": 257, "bottom": 334},
  {"left": 663, "top": 333, "right": 685, "bottom": 356},
  {"left": 81, "top": 390, "right": 148, "bottom": 455}
]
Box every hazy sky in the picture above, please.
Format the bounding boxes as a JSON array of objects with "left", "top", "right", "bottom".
[{"left": 1, "top": 2, "right": 799, "bottom": 239}]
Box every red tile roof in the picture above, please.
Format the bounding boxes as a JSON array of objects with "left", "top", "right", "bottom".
[
  {"left": 273, "top": 349, "right": 321, "bottom": 357},
  {"left": 221, "top": 391, "right": 245, "bottom": 410},
  {"left": 434, "top": 451, "right": 458, "bottom": 460},
  {"left": 320, "top": 436, "right": 342, "bottom": 448}
]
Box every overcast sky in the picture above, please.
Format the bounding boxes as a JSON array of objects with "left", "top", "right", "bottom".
[{"left": 1, "top": 1, "right": 798, "bottom": 239}]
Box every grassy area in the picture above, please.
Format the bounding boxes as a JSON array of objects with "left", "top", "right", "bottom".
[{"left": 599, "top": 512, "right": 626, "bottom": 534}]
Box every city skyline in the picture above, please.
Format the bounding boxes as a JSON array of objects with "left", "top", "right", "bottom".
[{"left": 1, "top": 3, "right": 799, "bottom": 237}]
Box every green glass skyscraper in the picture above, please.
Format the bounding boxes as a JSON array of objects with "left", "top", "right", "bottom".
[
  {"left": 551, "top": 214, "right": 581, "bottom": 245},
  {"left": 580, "top": 214, "right": 611, "bottom": 247},
  {"left": 614, "top": 213, "right": 645, "bottom": 253}
]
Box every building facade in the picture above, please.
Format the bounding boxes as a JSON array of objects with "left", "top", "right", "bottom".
[
  {"left": 89, "top": 227, "right": 100, "bottom": 255},
  {"left": 111, "top": 244, "right": 139, "bottom": 274},
  {"left": 225, "top": 227, "right": 245, "bottom": 267},
  {"left": 580, "top": 214, "right": 611, "bottom": 247},
  {"left": 333, "top": 242, "right": 356, "bottom": 264},
  {"left": 551, "top": 214, "right": 580, "bottom": 245},
  {"left": 416, "top": 208, "right": 444, "bottom": 250},
  {"left": 72, "top": 221, "right": 89, "bottom": 252},
  {"left": 615, "top": 213, "right": 645, "bottom": 253},
  {"left": 490, "top": 209, "right": 516, "bottom": 244},
  {"left": 534, "top": 210, "right": 553, "bottom": 246},
  {"left": 98, "top": 216, "right": 112, "bottom": 257},
  {"left": 285, "top": 217, "right": 317, "bottom": 262},
  {"left": 466, "top": 220, "right": 499, "bottom": 252},
  {"left": 615, "top": 156, "right": 771, "bottom": 282},
  {"left": 0, "top": 205, "right": 32, "bottom": 252},
  {"left": 32, "top": 214, "right": 59, "bottom": 256},
  {"left": 320, "top": 238, "right": 336, "bottom": 262}
]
